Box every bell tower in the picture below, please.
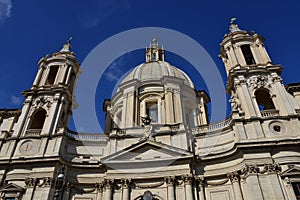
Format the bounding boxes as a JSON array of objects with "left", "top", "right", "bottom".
[
  {"left": 219, "top": 19, "right": 298, "bottom": 119},
  {"left": 10, "top": 38, "right": 80, "bottom": 158}
]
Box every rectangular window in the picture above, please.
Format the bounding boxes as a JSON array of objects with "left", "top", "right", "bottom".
[
  {"left": 292, "top": 182, "right": 300, "bottom": 200},
  {"left": 152, "top": 53, "right": 156, "bottom": 61},
  {"left": 146, "top": 102, "right": 158, "bottom": 123},
  {"left": 241, "top": 44, "right": 256, "bottom": 65}
]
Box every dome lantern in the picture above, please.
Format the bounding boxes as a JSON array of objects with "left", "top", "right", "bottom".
[{"left": 145, "top": 38, "right": 165, "bottom": 62}]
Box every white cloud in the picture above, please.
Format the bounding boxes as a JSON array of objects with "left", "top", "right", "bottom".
[
  {"left": 80, "top": 16, "right": 100, "bottom": 28},
  {"left": 80, "top": 0, "right": 131, "bottom": 28},
  {"left": 104, "top": 58, "right": 125, "bottom": 82},
  {"left": 0, "top": 0, "right": 12, "bottom": 22},
  {"left": 10, "top": 95, "right": 22, "bottom": 106}
]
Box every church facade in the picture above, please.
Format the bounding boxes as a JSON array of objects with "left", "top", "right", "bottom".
[{"left": 0, "top": 21, "right": 300, "bottom": 200}]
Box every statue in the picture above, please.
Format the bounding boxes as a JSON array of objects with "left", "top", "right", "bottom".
[
  {"left": 141, "top": 115, "right": 151, "bottom": 126},
  {"left": 229, "top": 93, "right": 242, "bottom": 112}
]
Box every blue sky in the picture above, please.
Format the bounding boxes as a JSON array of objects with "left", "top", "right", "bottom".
[{"left": 0, "top": 0, "right": 299, "bottom": 132}]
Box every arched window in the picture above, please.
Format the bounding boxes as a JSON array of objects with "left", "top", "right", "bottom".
[
  {"left": 46, "top": 66, "right": 59, "bottom": 85},
  {"left": 241, "top": 44, "right": 256, "bottom": 65},
  {"left": 28, "top": 109, "right": 47, "bottom": 129},
  {"left": 255, "top": 89, "right": 275, "bottom": 110}
]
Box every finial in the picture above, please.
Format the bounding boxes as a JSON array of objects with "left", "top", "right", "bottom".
[
  {"left": 229, "top": 17, "right": 241, "bottom": 33},
  {"left": 150, "top": 37, "right": 158, "bottom": 48},
  {"left": 230, "top": 17, "right": 237, "bottom": 24},
  {"left": 60, "top": 37, "right": 72, "bottom": 53}
]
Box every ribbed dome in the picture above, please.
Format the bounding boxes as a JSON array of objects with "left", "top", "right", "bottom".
[{"left": 120, "top": 61, "right": 194, "bottom": 88}]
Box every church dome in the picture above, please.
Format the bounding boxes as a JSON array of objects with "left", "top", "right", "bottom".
[
  {"left": 120, "top": 60, "right": 195, "bottom": 88},
  {"left": 120, "top": 38, "right": 194, "bottom": 88}
]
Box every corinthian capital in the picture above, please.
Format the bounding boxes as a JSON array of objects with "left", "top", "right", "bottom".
[
  {"left": 164, "top": 176, "right": 176, "bottom": 186},
  {"left": 227, "top": 172, "right": 240, "bottom": 183},
  {"left": 121, "top": 179, "right": 131, "bottom": 189},
  {"left": 182, "top": 174, "right": 194, "bottom": 185}
]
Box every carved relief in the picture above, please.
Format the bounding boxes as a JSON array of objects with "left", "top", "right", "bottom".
[
  {"left": 164, "top": 176, "right": 176, "bottom": 186},
  {"left": 19, "top": 140, "right": 34, "bottom": 153},
  {"left": 234, "top": 79, "right": 247, "bottom": 88},
  {"left": 96, "top": 182, "right": 104, "bottom": 192},
  {"left": 25, "top": 177, "right": 54, "bottom": 188},
  {"left": 33, "top": 96, "right": 53, "bottom": 109},
  {"left": 227, "top": 172, "right": 240, "bottom": 183},
  {"left": 37, "top": 177, "right": 54, "bottom": 187},
  {"left": 165, "top": 86, "right": 181, "bottom": 93},
  {"left": 271, "top": 74, "right": 283, "bottom": 83},
  {"left": 103, "top": 179, "right": 114, "bottom": 189},
  {"left": 247, "top": 75, "right": 270, "bottom": 90},
  {"left": 229, "top": 93, "right": 242, "bottom": 112},
  {"left": 121, "top": 179, "right": 132, "bottom": 189},
  {"left": 261, "top": 163, "right": 282, "bottom": 174},
  {"left": 182, "top": 174, "right": 194, "bottom": 185},
  {"left": 25, "top": 178, "right": 37, "bottom": 188},
  {"left": 241, "top": 164, "right": 259, "bottom": 178}
]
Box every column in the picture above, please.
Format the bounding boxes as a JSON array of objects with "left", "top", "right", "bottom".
[
  {"left": 103, "top": 179, "right": 113, "bottom": 200},
  {"left": 33, "top": 66, "right": 44, "bottom": 87},
  {"left": 198, "top": 178, "right": 205, "bottom": 200},
  {"left": 228, "top": 172, "right": 243, "bottom": 200},
  {"left": 282, "top": 177, "right": 297, "bottom": 200},
  {"left": 121, "top": 179, "right": 131, "bottom": 200},
  {"left": 249, "top": 44, "right": 262, "bottom": 64},
  {"left": 41, "top": 94, "right": 61, "bottom": 135},
  {"left": 263, "top": 163, "right": 285, "bottom": 200},
  {"left": 173, "top": 87, "right": 183, "bottom": 123},
  {"left": 228, "top": 45, "right": 238, "bottom": 67},
  {"left": 121, "top": 93, "right": 128, "bottom": 128},
  {"left": 96, "top": 183, "right": 104, "bottom": 200},
  {"left": 235, "top": 45, "right": 247, "bottom": 66},
  {"left": 34, "top": 177, "right": 54, "bottom": 200},
  {"left": 241, "top": 165, "right": 263, "bottom": 200},
  {"left": 23, "top": 178, "right": 37, "bottom": 200},
  {"left": 165, "top": 176, "right": 175, "bottom": 200},
  {"left": 165, "top": 87, "right": 175, "bottom": 123},
  {"left": 183, "top": 175, "right": 194, "bottom": 200},
  {"left": 64, "top": 182, "right": 72, "bottom": 200},
  {"left": 126, "top": 92, "right": 135, "bottom": 127}
]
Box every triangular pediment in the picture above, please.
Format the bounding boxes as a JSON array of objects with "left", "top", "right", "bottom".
[
  {"left": 101, "top": 140, "right": 192, "bottom": 168},
  {"left": 281, "top": 166, "right": 300, "bottom": 177},
  {"left": 0, "top": 183, "right": 24, "bottom": 193}
]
